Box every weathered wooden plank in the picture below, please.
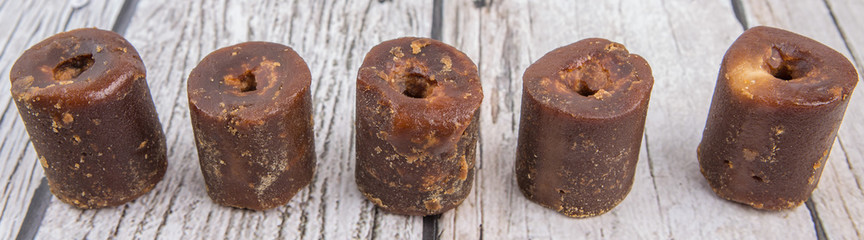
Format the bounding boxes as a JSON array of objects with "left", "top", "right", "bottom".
[
  {"left": 439, "top": 0, "right": 818, "bottom": 239},
  {"left": 33, "top": 0, "right": 430, "bottom": 239},
  {"left": 0, "top": 0, "right": 125, "bottom": 239},
  {"left": 825, "top": 0, "right": 864, "bottom": 70},
  {"left": 740, "top": 0, "right": 864, "bottom": 238}
]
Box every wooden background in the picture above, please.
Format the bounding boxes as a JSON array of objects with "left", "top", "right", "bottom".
[{"left": 1, "top": 0, "right": 863, "bottom": 239}]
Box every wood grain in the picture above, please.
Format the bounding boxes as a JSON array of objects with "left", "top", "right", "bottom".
[
  {"left": 438, "top": 0, "right": 819, "bottom": 239},
  {"left": 32, "top": 0, "right": 431, "bottom": 239},
  {"left": 740, "top": 0, "right": 864, "bottom": 238},
  {"left": 0, "top": 0, "right": 125, "bottom": 239}
]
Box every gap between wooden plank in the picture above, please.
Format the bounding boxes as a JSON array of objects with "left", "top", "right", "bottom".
[
  {"left": 806, "top": 199, "right": 828, "bottom": 240},
  {"left": 422, "top": 214, "right": 440, "bottom": 240},
  {"left": 423, "top": 0, "right": 444, "bottom": 239},
  {"left": 730, "top": 0, "right": 749, "bottom": 29},
  {"left": 431, "top": 0, "right": 442, "bottom": 40},
  {"left": 14, "top": 178, "right": 48, "bottom": 240},
  {"left": 472, "top": 0, "right": 487, "bottom": 8},
  {"left": 111, "top": 0, "right": 140, "bottom": 35}
]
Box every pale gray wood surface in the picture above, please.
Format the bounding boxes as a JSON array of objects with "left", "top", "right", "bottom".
[
  {"left": 1, "top": 0, "right": 864, "bottom": 239},
  {"left": 0, "top": 1, "right": 126, "bottom": 239}
]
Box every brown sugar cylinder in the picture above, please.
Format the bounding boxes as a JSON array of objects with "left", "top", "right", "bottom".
[
  {"left": 698, "top": 26, "right": 857, "bottom": 210},
  {"left": 355, "top": 37, "right": 483, "bottom": 216},
  {"left": 515, "top": 39, "right": 653, "bottom": 218},
  {"left": 9, "top": 28, "right": 167, "bottom": 209},
  {"left": 187, "top": 42, "right": 315, "bottom": 210}
]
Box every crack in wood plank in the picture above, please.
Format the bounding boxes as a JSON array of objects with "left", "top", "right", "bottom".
[
  {"left": 837, "top": 138, "right": 864, "bottom": 194},
  {"left": 423, "top": 0, "right": 445, "bottom": 239},
  {"left": 422, "top": 214, "right": 439, "bottom": 240},
  {"left": 643, "top": 133, "right": 672, "bottom": 239},
  {"left": 730, "top": 0, "right": 749, "bottom": 29},
  {"left": 14, "top": 178, "right": 47, "bottom": 240},
  {"left": 111, "top": 0, "right": 139, "bottom": 34},
  {"left": 806, "top": 199, "right": 828, "bottom": 240}
]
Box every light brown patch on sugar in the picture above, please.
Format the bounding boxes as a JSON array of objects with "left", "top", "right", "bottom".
[
  {"left": 62, "top": 112, "right": 74, "bottom": 124},
  {"left": 424, "top": 198, "right": 442, "bottom": 212},
  {"left": 410, "top": 39, "right": 431, "bottom": 54},
  {"left": 458, "top": 155, "right": 468, "bottom": 180},
  {"left": 440, "top": 56, "right": 452, "bottom": 72},
  {"left": 390, "top": 47, "right": 404, "bottom": 58}
]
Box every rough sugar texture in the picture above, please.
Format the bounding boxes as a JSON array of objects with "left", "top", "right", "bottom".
[
  {"left": 355, "top": 37, "right": 483, "bottom": 216},
  {"left": 10, "top": 28, "right": 167, "bottom": 209},
  {"left": 188, "top": 42, "right": 315, "bottom": 210},
  {"left": 698, "top": 26, "right": 858, "bottom": 210},
  {"left": 516, "top": 38, "right": 653, "bottom": 218}
]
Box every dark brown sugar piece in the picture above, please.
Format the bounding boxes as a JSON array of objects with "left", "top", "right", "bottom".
[
  {"left": 188, "top": 42, "right": 315, "bottom": 210},
  {"left": 10, "top": 28, "right": 166, "bottom": 209},
  {"left": 698, "top": 26, "right": 857, "bottom": 210},
  {"left": 516, "top": 38, "right": 653, "bottom": 218},
  {"left": 355, "top": 37, "right": 482, "bottom": 216}
]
